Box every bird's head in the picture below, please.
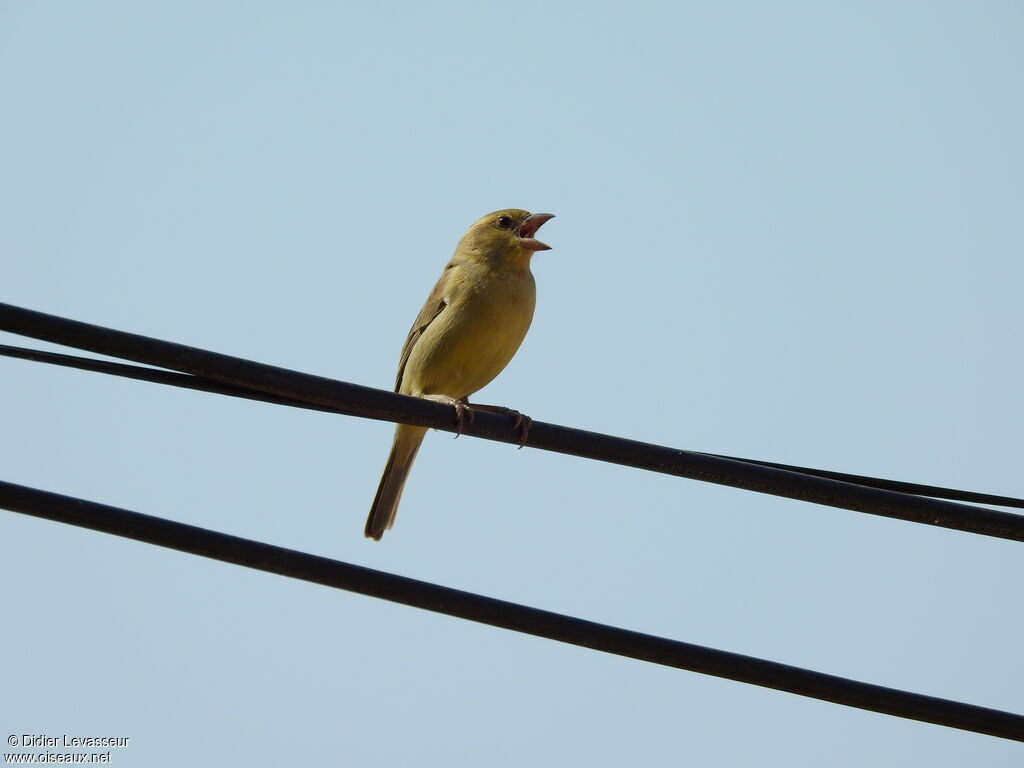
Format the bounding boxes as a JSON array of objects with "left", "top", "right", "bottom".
[{"left": 457, "top": 209, "right": 555, "bottom": 268}]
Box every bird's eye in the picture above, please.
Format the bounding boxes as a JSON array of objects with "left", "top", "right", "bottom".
[{"left": 496, "top": 215, "right": 514, "bottom": 230}]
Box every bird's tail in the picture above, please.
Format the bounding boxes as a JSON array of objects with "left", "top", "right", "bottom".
[{"left": 365, "top": 424, "right": 428, "bottom": 540}]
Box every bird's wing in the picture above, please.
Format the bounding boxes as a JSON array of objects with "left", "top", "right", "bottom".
[{"left": 394, "top": 266, "right": 452, "bottom": 392}]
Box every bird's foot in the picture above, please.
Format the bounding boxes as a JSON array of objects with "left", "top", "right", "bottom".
[
  {"left": 470, "top": 404, "right": 532, "bottom": 447},
  {"left": 423, "top": 394, "right": 474, "bottom": 436}
]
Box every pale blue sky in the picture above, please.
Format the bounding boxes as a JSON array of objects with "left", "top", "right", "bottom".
[{"left": 2, "top": 2, "right": 1023, "bottom": 765}]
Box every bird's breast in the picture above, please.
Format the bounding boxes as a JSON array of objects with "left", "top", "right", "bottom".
[{"left": 402, "top": 266, "right": 536, "bottom": 399}]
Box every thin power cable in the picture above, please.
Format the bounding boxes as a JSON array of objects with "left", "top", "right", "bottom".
[
  {"left": 0, "top": 343, "right": 360, "bottom": 415},
  {"left": 4, "top": 342, "right": 1023, "bottom": 511},
  {"left": 703, "top": 453, "right": 1024, "bottom": 509},
  {"left": 2, "top": 301, "right": 1023, "bottom": 541},
  {"left": 1, "top": 479, "right": 1021, "bottom": 743}
]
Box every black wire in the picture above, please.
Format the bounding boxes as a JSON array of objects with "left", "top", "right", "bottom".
[
  {"left": 2, "top": 479, "right": 1021, "bottom": 742},
  {"left": 5, "top": 342, "right": 1023, "bottom": 512},
  {"left": 2, "top": 302, "right": 1024, "bottom": 542},
  {"left": 0, "top": 343, "right": 360, "bottom": 415},
  {"left": 702, "top": 453, "right": 1024, "bottom": 509}
]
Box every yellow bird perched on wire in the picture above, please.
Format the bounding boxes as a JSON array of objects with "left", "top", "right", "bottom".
[{"left": 365, "top": 208, "right": 555, "bottom": 540}]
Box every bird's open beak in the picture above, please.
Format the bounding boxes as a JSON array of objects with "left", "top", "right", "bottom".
[{"left": 518, "top": 213, "right": 555, "bottom": 251}]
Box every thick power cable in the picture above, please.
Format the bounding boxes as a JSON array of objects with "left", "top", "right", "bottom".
[
  {"left": 2, "top": 302, "right": 1023, "bottom": 541},
  {"left": 2, "top": 480, "right": 1021, "bottom": 742},
  {"left": 3, "top": 342, "right": 1022, "bottom": 511}
]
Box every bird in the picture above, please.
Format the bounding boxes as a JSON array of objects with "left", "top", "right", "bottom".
[{"left": 364, "top": 208, "right": 555, "bottom": 540}]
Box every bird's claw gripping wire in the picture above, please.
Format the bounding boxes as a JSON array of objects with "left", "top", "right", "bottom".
[
  {"left": 421, "top": 396, "right": 530, "bottom": 446},
  {"left": 423, "top": 394, "right": 474, "bottom": 436},
  {"left": 468, "top": 404, "right": 532, "bottom": 447}
]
